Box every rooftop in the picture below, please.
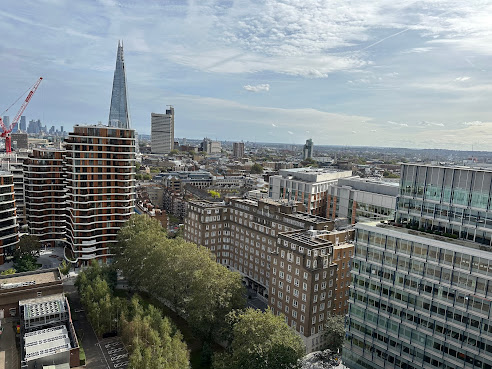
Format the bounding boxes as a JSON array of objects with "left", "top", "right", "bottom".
[
  {"left": 0, "top": 269, "right": 59, "bottom": 290},
  {"left": 278, "top": 167, "right": 353, "bottom": 183},
  {"left": 360, "top": 221, "right": 492, "bottom": 259},
  {"left": 20, "top": 294, "right": 67, "bottom": 320},
  {"left": 24, "top": 325, "right": 71, "bottom": 362}
]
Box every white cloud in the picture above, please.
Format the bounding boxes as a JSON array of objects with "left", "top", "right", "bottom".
[
  {"left": 455, "top": 76, "right": 471, "bottom": 82},
  {"left": 463, "top": 120, "right": 483, "bottom": 126},
  {"left": 243, "top": 83, "right": 270, "bottom": 92},
  {"left": 271, "top": 123, "right": 277, "bottom": 127},
  {"left": 419, "top": 121, "right": 445, "bottom": 127},
  {"left": 288, "top": 131, "right": 294, "bottom": 135},
  {"left": 388, "top": 121, "right": 408, "bottom": 127},
  {"left": 401, "top": 47, "right": 433, "bottom": 54}
]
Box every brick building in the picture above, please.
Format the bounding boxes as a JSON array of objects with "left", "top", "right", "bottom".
[
  {"left": 24, "top": 149, "right": 68, "bottom": 247},
  {"left": 184, "top": 197, "right": 354, "bottom": 352}
]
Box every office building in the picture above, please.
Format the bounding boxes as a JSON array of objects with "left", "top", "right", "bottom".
[
  {"left": 64, "top": 125, "right": 136, "bottom": 265},
  {"left": 184, "top": 197, "right": 354, "bottom": 352},
  {"left": 24, "top": 149, "right": 68, "bottom": 247},
  {"left": 108, "top": 41, "right": 131, "bottom": 129},
  {"left": 233, "top": 142, "right": 245, "bottom": 158},
  {"left": 344, "top": 163, "right": 492, "bottom": 368},
  {"left": 200, "top": 137, "right": 221, "bottom": 154},
  {"left": 19, "top": 116, "right": 27, "bottom": 132},
  {"left": 326, "top": 177, "right": 398, "bottom": 223},
  {"left": 27, "top": 119, "right": 42, "bottom": 134},
  {"left": 303, "top": 139, "right": 314, "bottom": 160},
  {"left": 157, "top": 170, "right": 214, "bottom": 191},
  {"left": 0, "top": 171, "right": 19, "bottom": 265},
  {"left": 151, "top": 107, "right": 174, "bottom": 154},
  {"left": 269, "top": 167, "right": 353, "bottom": 216},
  {"left": 344, "top": 221, "right": 492, "bottom": 369},
  {"left": 397, "top": 163, "right": 492, "bottom": 245}
]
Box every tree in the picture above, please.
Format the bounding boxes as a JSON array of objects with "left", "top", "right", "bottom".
[
  {"left": 16, "top": 235, "right": 41, "bottom": 258},
  {"left": 59, "top": 260, "right": 71, "bottom": 276},
  {"left": 322, "top": 314, "right": 345, "bottom": 353},
  {"left": 214, "top": 309, "right": 305, "bottom": 369},
  {"left": 250, "top": 163, "right": 263, "bottom": 174},
  {"left": 13, "top": 254, "right": 39, "bottom": 272},
  {"left": 208, "top": 190, "right": 221, "bottom": 199}
]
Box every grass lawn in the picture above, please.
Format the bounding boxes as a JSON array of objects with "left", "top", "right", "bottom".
[{"left": 115, "top": 288, "right": 221, "bottom": 369}]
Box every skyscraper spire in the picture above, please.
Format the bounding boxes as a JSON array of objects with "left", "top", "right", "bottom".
[{"left": 108, "top": 41, "right": 130, "bottom": 128}]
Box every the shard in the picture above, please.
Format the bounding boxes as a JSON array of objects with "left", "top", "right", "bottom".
[{"left": 108, "top": 41, "right": 130, "bottom": 128}]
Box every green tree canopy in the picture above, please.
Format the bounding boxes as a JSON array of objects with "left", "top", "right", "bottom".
[
  {"left": 250, "top": 163, "right": 264, "bottom": 174},
  {"left": 322, "top": 314, "right": 345, "bottom": 353},
  {"left": 214, "top": 309, "right": 305, "bottom": 369},
  {"left": 113, "top": 214, "right": 245, "bottom": 342},
  {"left": 16, "top": 235, "right": 41, "bottom": 258}
]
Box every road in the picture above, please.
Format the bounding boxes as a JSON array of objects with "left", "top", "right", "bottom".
[{"left": 64, "top": 283, "right": 110, "bottom": 369}]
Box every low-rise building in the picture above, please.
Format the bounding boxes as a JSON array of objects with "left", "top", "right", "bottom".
[
  {"left": 269, "top": 167, "right": 353, "bottom": 216},
  {"left": 326, "top": 177, "right": 398, "bottom": 223},
  {"left": 19, "top": 294, "right": 80, "bottom": 369},
  {"left": 0, "top": 268, "right": 63, "bottom": 317}
]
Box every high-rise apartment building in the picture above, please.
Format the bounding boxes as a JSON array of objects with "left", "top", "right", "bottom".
[
  {"left": 151, "top": 107, "right": 174, "bottom": 154},
  {"left": 303, "top": 139, "right": 313, "bottom": 160},
  {"left": 108, "top": 41, "right": 131, "bottom": 129},
  {"left": 184, "top": 197, "right": 354, "bottom": 352},
  {"left": 24, "top": 149, "right": 68, "bottom": 247},
  {"left": 1, "top": 152, "right": 29, "bottom": 228},
  {"left": 0, "top": 171, "right": 19, "bottom": 264},
  {"left": 64, "top": 125, "right": 136, "bottom": 264},
  {"left": 21, "top": 125, "right": 136, "bottom": 265},
  {"left": 233, "top": 142, "right": 245, "bottom": 158},
  {"left": 269, "top": 167, "right": 353, "bottom": 216}
]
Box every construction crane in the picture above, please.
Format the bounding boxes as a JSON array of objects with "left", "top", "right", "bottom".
[{"left": 0, "top": 77, "right": 43, "bottom": 153}]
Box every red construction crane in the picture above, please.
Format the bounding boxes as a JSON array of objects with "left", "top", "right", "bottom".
[{"left": 0, "top": 77, "right": 43, "bottom": 153}]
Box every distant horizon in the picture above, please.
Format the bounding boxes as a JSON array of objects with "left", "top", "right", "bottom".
[{"left": 2, "top": 1, "right": 492, "bottom": 151}]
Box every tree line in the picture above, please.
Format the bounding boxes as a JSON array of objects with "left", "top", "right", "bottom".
[
  {"left": 112, "top": 215, "right": 245, "bottom": 345},
  {"left": 76, "top": 262, "right": 189, "bottom": 369}
]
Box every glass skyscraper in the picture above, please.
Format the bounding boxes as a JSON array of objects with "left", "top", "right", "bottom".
[{"left": 108, "top": 41, "right": 131, "bottom": 129}]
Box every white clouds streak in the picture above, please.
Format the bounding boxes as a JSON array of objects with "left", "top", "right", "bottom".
[{"left": 243, "top": 84, "right": 270, "bottom": 92}]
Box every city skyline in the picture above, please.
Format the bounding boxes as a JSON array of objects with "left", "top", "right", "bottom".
[{"left": 1, "top": 1, "right": 491, "bottom": 150}]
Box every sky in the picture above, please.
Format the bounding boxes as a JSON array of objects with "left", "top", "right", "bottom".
[{"left": 1, "top": 0, "right": 492, "bottom": 150}]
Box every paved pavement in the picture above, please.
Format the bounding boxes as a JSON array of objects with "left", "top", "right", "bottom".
[
  {"left": 0, "top": 318, "right": 20, "bottom": 369},
  {"left": 99, "top": 338, "right": 128, "bottom": 369},
  {"left": 38, "top": 247, "right": 65, "bottom": 270},
  {"left": 64, "top": 284, "right": 111, "bottom": 369}
]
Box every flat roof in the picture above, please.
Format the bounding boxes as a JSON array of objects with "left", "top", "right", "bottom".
[
  {"left": 357, "top": 222, "right": 492, "bottom": 260},
  {"left": 24, "top": 325, "right": 71, "bottom": 362},
  {"left": 0, "top": 270, "right": 59, "bottom": 290},
  {"left": 20, "top": 294, "right": 67, "bottom": 320}
]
